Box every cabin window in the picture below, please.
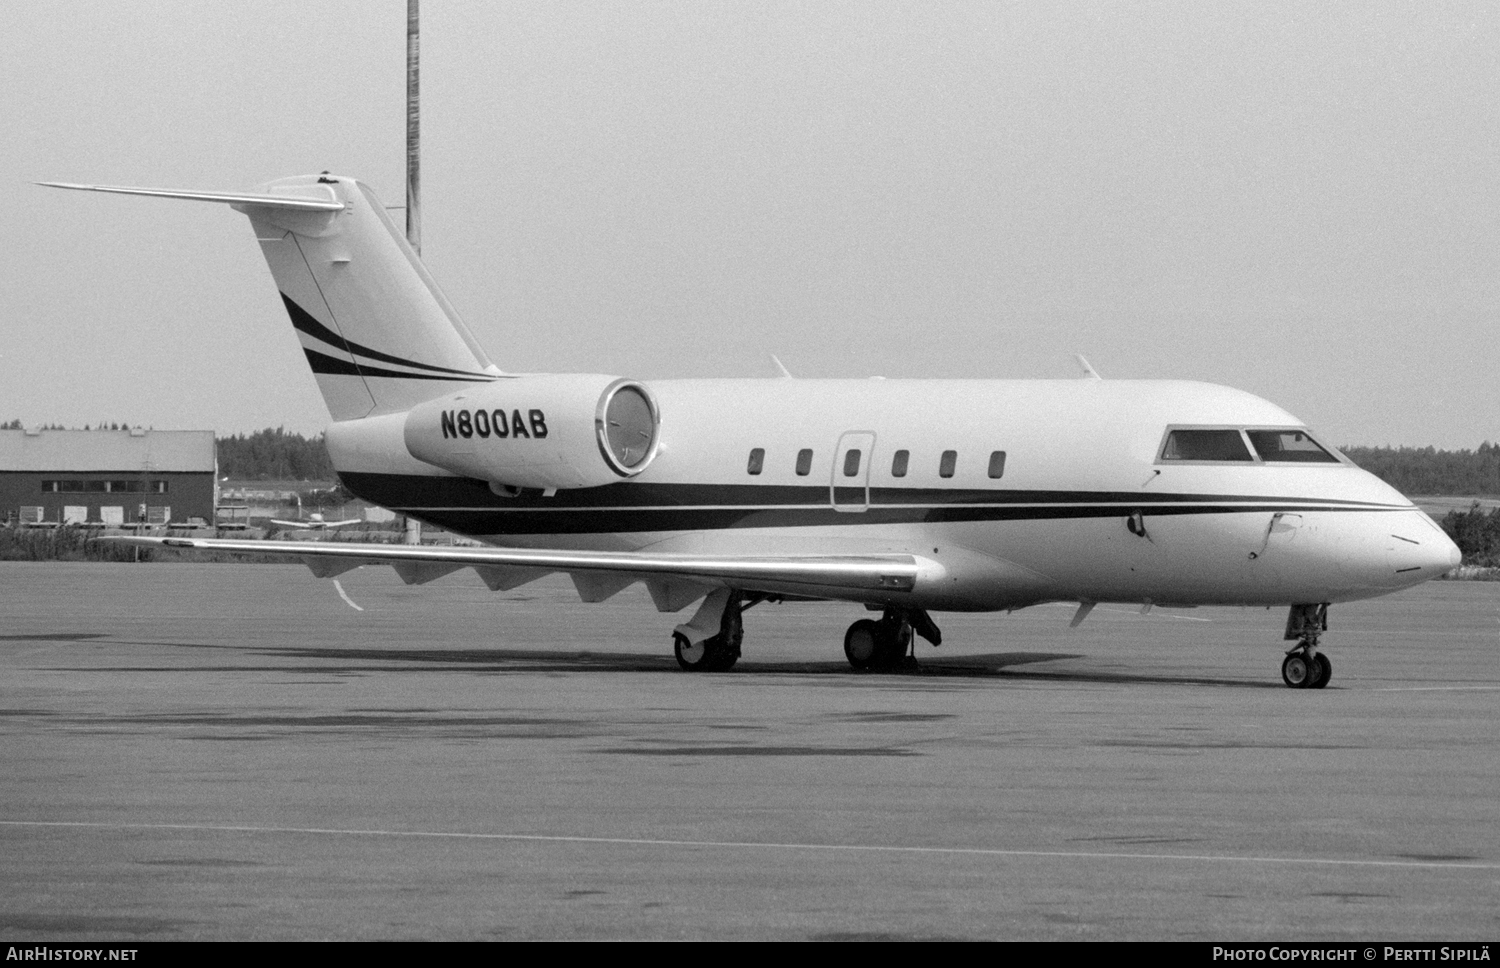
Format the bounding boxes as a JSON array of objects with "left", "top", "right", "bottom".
[
  {"left": 1159, "top": 429, "right": 1254, "bottom": 462},
  {"left": 795, "top": 448, "right": 813, "bottom": 476},
  {"left": 939, "top": 450, "right": 957, "bottom": 478},
  {"left": 747, "top": 448, "right": 765, "bottom": 475},
  {"left": 988, "top": 451, "right": 1007, "bottom": 479},
  {"left": 843, "top": 449, "right": 862, "bottom": 477},
  {"left": 891, "top": 450, "right": 909, "bottom": 478},
  {"left": 1247, "top": 430, "right": 1340, "bottom": 463}
]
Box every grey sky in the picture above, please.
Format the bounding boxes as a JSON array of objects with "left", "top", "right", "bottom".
[{"left": 3, "top": 1, "right": 1496, "bottom": 448}]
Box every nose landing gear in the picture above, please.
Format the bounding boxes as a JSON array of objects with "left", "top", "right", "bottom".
[{"left": 1282, "top": 603, "right": 1332, "bottom": 689}]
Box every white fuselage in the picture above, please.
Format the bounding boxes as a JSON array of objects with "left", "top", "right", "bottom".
[{"left": 326, "top": 377, "right": 1458, "bottom": 613}]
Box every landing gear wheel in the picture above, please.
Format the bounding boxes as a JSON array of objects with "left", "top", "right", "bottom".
[
  {"left": 673, "top": 599, "right": 742, "bottom": 672},
  {"left": 880, "top": 620, "right": 914, "bottom": 669},
  {"left": 844, "top": 619, "right": 881, "bottom": 670},
  {"left": 673, "top": 632, "right": 739, "bottom": 672},
  {"left": 1281, "top": 652, "right": 1311, "bottom": 688},
  {"left": 1282, "top": 604, "right": 1331, "bottom": 689},
  {"left": 711, "top": 600, "right": 743, "bottom": 671},
  {"left": 1309, "top": 652, "right": 1332, "bottom": 689},
  {"left": 844, "top": 615, "right": 914, "bottom": 671},
  {"left": 674, "top": 632, "right": 711, "bottom": 671}
]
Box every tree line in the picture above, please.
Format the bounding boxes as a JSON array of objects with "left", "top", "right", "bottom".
[
  {"left": 216, "top": 427, "right": 335, "bottom": 480},
  {"left": 1340, "top": 443, "right": 1500, "bottom": 497}
]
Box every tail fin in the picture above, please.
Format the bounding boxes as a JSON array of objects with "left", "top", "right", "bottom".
[{"left": 41, "top": 175, "right": 499, "bottom": 421}]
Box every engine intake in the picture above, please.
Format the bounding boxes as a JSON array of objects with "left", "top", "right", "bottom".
[{"left": 403, "top": 374, "right": 661, "bottom": 490}]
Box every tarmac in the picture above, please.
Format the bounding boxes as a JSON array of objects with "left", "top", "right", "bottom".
[{"left": 1, "top": 561, "right": 1497, "bottom": 940}]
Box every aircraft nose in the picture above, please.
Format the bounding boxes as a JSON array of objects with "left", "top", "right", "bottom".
[
  {"left": 1438, "top": 529, "right": 1463, "bottom": 571},
  {"left": 1389, "top": 511, "right": 1461, "bottom": 582}
]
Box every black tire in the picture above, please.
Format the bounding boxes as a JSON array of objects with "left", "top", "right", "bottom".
[
  {"left": 674, "top": 632, "right": 713, "bottom": 671},
  {"left": 1281, "top": 652, "right": 1311, "bottom": 688},
  {"left": 1309, "top": 652, "right": 1332, "bottom": 689},
  {"left": 705, "top": 634, "right": 739, "bottom": 672},
  {"left": 672, "top": 597, "right": 743, "bottom": 672},
  {"left": 878, "top": 621, "right": 913, "bottom": 668},
  {"left": 710, "top": 601, "right": 743, "bottom": 671},
  {"left": 844, "top": 619, "right": 881, "bottom": 670},
  {"left": 674, "top": 633, "right": 739, "bottom": 672}
]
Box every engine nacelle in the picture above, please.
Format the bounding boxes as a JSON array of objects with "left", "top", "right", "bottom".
[{"left": 403, "top": 374, "right": 661, "bottom": 490}]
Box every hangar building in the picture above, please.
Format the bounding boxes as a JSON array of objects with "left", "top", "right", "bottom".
[{"left": 0, "top": 429, "right": 216, "bottom": 527}]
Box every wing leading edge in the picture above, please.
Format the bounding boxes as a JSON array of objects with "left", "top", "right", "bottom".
[{"left": 106, "top": 535, "right": 933, "bottom": 610}]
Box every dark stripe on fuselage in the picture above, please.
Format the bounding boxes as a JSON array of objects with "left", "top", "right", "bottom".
[
  {"left": 282, "top": 293, "right": 496, "bottom": 380},
  {"left": 338, "top": 471, "right": 1407, "bottom": 536},
  {"left": 302, "top": 347, "right": 492, "bottom": 383}
]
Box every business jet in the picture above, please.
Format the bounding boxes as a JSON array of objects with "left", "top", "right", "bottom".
[{"left": 42, "top": 174, "right": 1461, "bottom": 688}]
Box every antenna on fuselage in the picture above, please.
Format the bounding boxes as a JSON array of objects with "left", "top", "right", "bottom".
[{"left": 1075, "top": 354, "right": 1102, "bottom": 380}]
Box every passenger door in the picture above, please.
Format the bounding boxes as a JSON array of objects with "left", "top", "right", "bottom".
[{"left": 831, "top": 432, "right": 875, "bottom": 512}]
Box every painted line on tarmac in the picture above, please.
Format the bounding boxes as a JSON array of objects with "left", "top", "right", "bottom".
[
  {"left": 1372, "top": 685, "right": 1500, "bottom": 691},
  {"left": 331, "top": 579, "right": 364, "bottom": 611},
  {"left": 2, "top": 819, "right": 1495, "bottom": 871}
]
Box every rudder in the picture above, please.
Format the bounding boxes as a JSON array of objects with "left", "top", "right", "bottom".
[{"left": 245, "top": 174, "right": 499, "bottom": 421}]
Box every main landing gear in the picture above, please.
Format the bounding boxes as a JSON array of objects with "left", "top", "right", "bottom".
[
  {"left": 844, "top": 607, "right": 941, "bottom": 671},
  {"left": 672, "top": 589, "right": 744, "bottom": 672},
  {"left": 669, "top": 591, "right": 943, "bottom": 674},
  {"left": 1281, "top": 603, "right": 1332, "bottom": 689}
]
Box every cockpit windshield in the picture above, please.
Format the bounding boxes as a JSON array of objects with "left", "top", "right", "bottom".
[
  {"left": 1245, "top": 430, "right": 1339, "bottom": 463},
  {"left": 1160, "top": 429, "right": 1254, "bottom": 462},
  {"left": 1158, "top": 427, "right": 1341, "bottom": 465}
]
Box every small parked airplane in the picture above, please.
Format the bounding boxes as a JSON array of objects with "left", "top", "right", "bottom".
[
  {"left": 43, "top": 175, "right": 1460, "bottom": 687},
  {"left": 270, "top": 493, "right": 360, "bottom": 531},
  {"left": 269, "top": 511, "right": 363, "bottom": 531}
]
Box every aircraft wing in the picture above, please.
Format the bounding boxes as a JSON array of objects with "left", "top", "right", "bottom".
[{"left": 106, "top": 535, "right": 932, "bottom": 607}]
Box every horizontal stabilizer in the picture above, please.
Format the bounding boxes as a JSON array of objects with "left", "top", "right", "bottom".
[
  {"left": 38, "top": 181, "right": 344, "bottom": 212},
  {"left": 43, "top": 173, "right": 497, "bottom": 424}
]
